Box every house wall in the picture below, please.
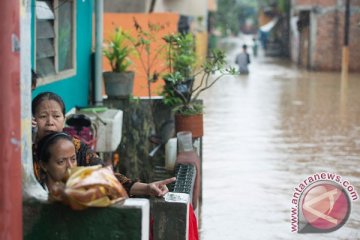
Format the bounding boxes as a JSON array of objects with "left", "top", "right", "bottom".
[
  {"left": 314, "top": 10, "right": 342, "bottom": 70},
  {"left": 195, "top": 32, "right": 208, "bottom": 66},
  {"left": 103, "top": 13, "right": 179, "bottom": 97},
  {"left": 154, "top": 0, "right": 207, "bottom": 18},
  {"left": 154, "top": 0, "right": 210, "bottom": 65},
  {"left": 104, "top": 0, "right": 148, "bottom": 13},
  {"left": 31, "top": 0, "right": 94, "bottom": 112},
  {"left": 155, "top": 0, "right": 208, "bottom": 32},
  {"left": 314, "top": 8, "right": 360, "bottom": 71},
  {"left": 291, "top": 0, "right": 360, "bottom": 71}
]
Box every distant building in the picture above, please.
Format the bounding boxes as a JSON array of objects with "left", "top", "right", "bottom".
[
  {"left": 258, "top": 3, "right": 290, "bottom": 57},
  {"left": 290, "top": 0, "right": 360, "bottom": 71}
]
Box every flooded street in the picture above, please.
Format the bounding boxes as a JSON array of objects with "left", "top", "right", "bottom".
[{"left": 200, "top": 36, "right": 360, "bottom": 239}]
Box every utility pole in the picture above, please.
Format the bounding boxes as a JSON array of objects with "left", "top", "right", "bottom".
[{"left": 341, "top": 0, "right": 350, "bottom": 81}]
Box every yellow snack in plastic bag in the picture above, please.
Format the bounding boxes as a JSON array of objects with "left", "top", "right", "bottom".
[{"left": 52, "top": 165, "right": 128, "bottom": 210}]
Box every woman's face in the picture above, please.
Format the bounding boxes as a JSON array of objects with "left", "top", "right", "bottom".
[
  {"left": 42, "top": 138, "right": 77, "bottom": 183},
  {"left": 34, "top": 99, "right": 65, "bottom": 140}
]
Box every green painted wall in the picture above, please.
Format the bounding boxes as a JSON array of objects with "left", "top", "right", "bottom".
[
  {"left": 24, "top": 200, "right": 143, "bottom": 240},
  {"left": 31, "top": 0, "right": 94, "bottom": 112}
]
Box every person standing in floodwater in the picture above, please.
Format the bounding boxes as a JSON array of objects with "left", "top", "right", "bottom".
[
  {"left": 235, "top": 44, "right": 251, "bottom": 74},
  {"left": 252, "top": 38, "right": 258, "bottom": 57}
]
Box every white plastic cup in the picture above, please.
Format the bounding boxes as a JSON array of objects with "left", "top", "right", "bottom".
[
  {"left": 177, "top": 131, "right": 193, "bottom": 152},
  {"left": 165, "top": 138, "right": 177, "bottom": 171}
]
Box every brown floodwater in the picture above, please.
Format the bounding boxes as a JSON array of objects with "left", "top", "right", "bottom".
[{"left": 199, "top": 36, "right": 360, "bottom": 240}]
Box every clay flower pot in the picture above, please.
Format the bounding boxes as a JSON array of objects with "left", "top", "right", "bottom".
[{"left": 175, "top": 113, "right": 203, "bottom": 138}]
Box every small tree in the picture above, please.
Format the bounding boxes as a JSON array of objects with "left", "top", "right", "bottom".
[
  {"left": 126, "top": 18, "right": 168, "bottom": 99},
  {"left": 162, "top": 33, "right": 237, "bottom": 115}
]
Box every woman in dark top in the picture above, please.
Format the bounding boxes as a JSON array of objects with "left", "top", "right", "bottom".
[
  {"left": 32, "top": 91, "right": 175, "bottom": 196},
  {"left": 36, "top": 131, "right": 128, "bottom": 208}
]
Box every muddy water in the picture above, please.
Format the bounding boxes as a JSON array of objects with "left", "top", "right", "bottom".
[{"left": 200, "top": 37, "right": 360, "bottom": 240}]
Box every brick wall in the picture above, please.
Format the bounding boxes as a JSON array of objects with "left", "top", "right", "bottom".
[
  {"left": 314, "top": 11, "right": 342, "bottom": 70},
  {"left": 348, "top": 13, "right": 360, "bottom": 71},
  {"left": 292, "top": 0, "right": 360, "bottom": 71},
  {"left": 315, "top": 10, "right": 360, "bottom": 71}
]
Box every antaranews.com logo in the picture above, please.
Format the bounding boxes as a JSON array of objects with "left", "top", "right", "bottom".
[{"left": 290, "top": 172, "right": 358, "bottom": 233}]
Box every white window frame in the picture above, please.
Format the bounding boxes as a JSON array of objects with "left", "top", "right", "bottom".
[{"left": 34, "top": 0, "right": 77, "bottom": 86}]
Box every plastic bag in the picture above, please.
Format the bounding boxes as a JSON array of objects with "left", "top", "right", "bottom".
[{"left": 51, "top": 165, "right": 128, "bottom": 210}]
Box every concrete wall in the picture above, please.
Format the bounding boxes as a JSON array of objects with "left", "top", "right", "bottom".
[
  {"left": 103, "top": 98, "right": 174, "bottom": 182},
  {"left": 154, "top": 0, "right": 207, "bottom": 18},
  {"left": 152, "top": 195, "right": 190, "bottom": 240},
  {"left": 291, "top": 0, "right": 360, "bottom": 71},
  {"left": 195, "top": 32, "right": 208, "bottom": 65},
  {"left": 155, "top": 0, "right": 208, "bottom": 33},
  {"left": 104, "top": 0, "right": 148, "bottom": 13},
  {"left": 103, "top": 0, "right": 208, "bottom": 19},
  {"left": 24, "top": 198, "right": 150, "bottom": 240}
]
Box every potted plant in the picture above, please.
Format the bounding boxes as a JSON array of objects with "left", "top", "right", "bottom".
[
  {"left": 103, "top": 28, "right": 135, "bottom": 98},
  {"left": 162, "top": 33, "right": 236, "bottom": 138},
  {"left": 163, "top": 34, "right": 197, "bottom": 100}
]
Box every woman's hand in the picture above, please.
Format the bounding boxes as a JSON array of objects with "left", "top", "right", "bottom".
[
  {"left": 147, "top": 177, "right": 176, "bottom": 197},
  {"left": 130, "top": 177, "right": 176, "bottom": 197},
  {"left": 48, "top": 181, "right": 66, "bottom": 202}
]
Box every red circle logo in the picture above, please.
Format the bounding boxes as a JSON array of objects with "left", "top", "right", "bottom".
[{"left": 301, "top": 183, "right": 350, "bottom": 231}]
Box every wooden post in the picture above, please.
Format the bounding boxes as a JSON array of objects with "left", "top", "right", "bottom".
[
  {"left": 341, "top": 0, "right": 350, "bottom": 81},
  {"left": 340, "top": 0, "right": 351, "bottom": 120}
]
